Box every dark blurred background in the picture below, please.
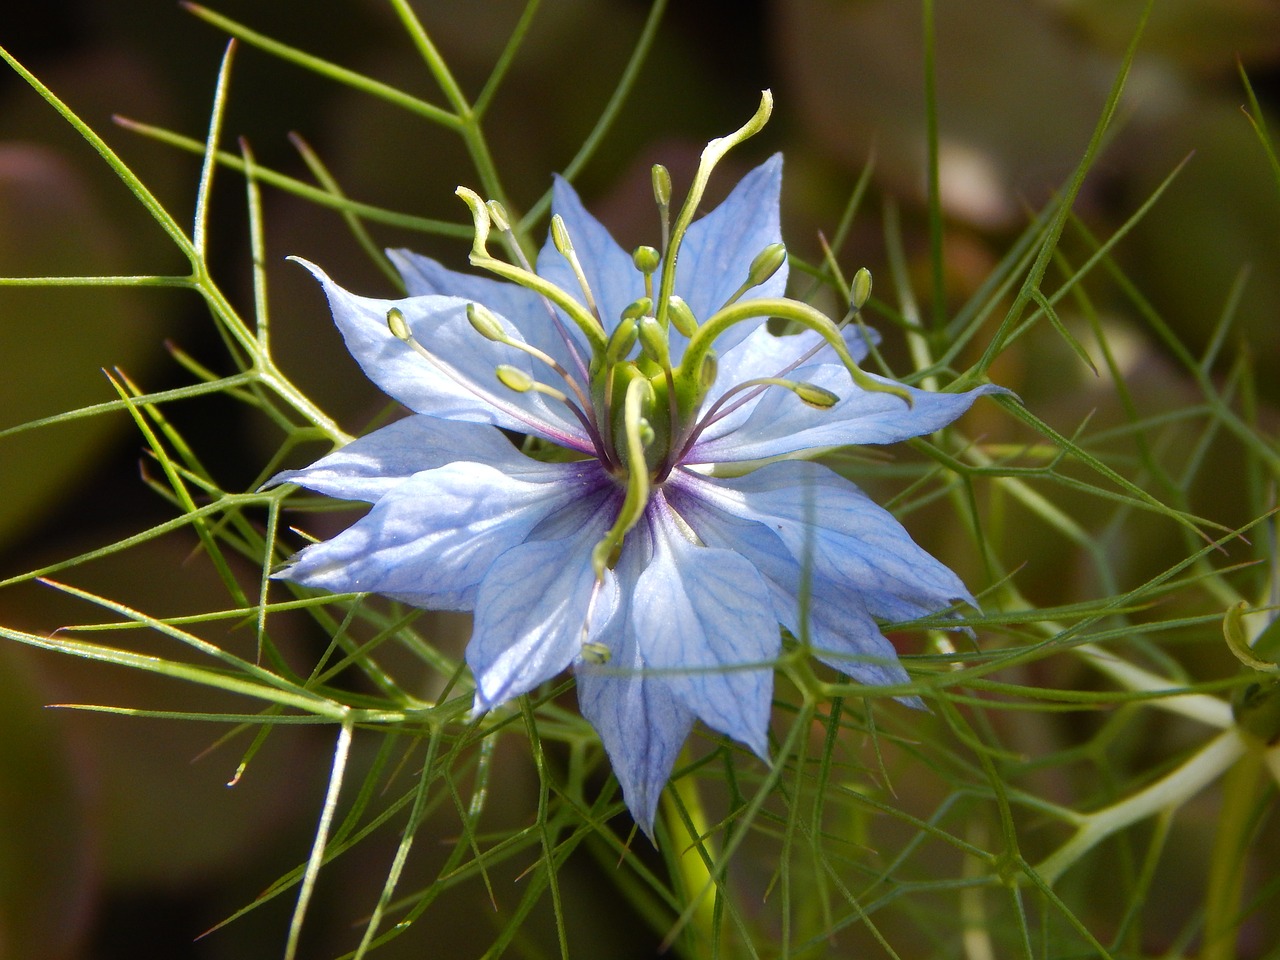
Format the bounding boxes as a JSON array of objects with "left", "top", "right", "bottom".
[{"left": 1, "top": 1, "right": 1278, "bottom": 957}]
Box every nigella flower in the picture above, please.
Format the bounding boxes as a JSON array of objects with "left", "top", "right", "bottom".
[{"left": 269, "top": 95, "right": 1002, "bottom": 836}]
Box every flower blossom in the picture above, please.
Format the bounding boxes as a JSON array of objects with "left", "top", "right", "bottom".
[{"left": 269, "top": 96, "right": 1002, "bottom": 835}]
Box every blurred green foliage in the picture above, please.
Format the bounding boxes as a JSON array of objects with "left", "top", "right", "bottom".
[{"left": 1, "top": 1, "right": 1278, "bottom": 957}]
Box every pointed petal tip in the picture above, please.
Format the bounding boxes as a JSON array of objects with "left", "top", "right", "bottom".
[
  {"left": 285, "top": 254, "right": 323, "bottom": 278},
  {"left": 636, "top": 814, "right": 660, "bottom": 846},
  {"left": 549, "top": 172, "right": 578, "bottom": 205},
  {"left": 744, "top": 728, "right": 772, "bottom": 765},
  {"left": 470, "top": 672, "right": 512, "bottom": 714},
  {"left": 286, "top": 256, "right": 346, "bottom": 297},
  {"left": 258, "top": 465, "right": 309, "bottom": 493},
  {"left": 267, "top": 556, "right": 305, "bottom": 583},
  {"left": 469, "top": 691, "right": 493, "bottom": 720}
]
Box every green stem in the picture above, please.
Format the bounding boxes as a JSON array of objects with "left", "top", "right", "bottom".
[
  {"left": 662, "top": 760, "right": 719, "bottom": 947},
  {"left": 1035, "top": 728, "right": 1247, "bottom": 885},
  {"left": 183, "top": 3, "right": 460, "bottom": 128},
  {"left": 1202, "top": 747, "right": 1263, "bottom": 960},
  {"left": 921, "top": 0, "right": 946, "bottom": 332},
  {"left": 387, "top": 0, "right": 521, "bottom": 240},
  {"left": 286, "top": 718, "right": 354, "bottom": 960}
]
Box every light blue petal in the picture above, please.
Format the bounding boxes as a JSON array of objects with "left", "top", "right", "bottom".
[
  {"left": 535, "top": 177, "right": 645, "bottom": 337},
  {"left": 673, "top": 154, "right": 787, "bottom": 355},
  {"left": 468, "top": 499, "right": 618, "bottom": 710},
  {"left": 674, "top": 462, "right": 973, "bottom": 620},
  {"left": 803, "top": 595, "right": 918, "bottom": 692},
  {"left": 388, "top": 248, "right": 586, "bottom": 377},
  {"left": 275, "top": 460, "right": 608, "bottom": 611},
  {"left": 711, "top": 322, "right": 875, "bottom": 393},
  {"left": 263, "top": 416, "right": 520, "bottom": 503},
  {"left": 575, "top": 536, "right": 695, "bottom": 838},
  {"left": 665, "top": 474, "right": 914, "bottom": 692},
  {"left": 295, "top": 259, "right": 592, "bottom": 450},
  {"left": 390, "top": 247, "right": 541, "bottom": 317},
  {"left": 695, "top": 323, "right": 877, "bottom": 444},
  {"left": 631, "top": 497, "right": 778, "bottom": 760},
  {"left": 688, "top": 375, "right": 1006, "bottom": 463}
]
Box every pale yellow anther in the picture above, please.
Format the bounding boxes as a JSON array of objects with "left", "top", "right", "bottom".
[
  {"left": 851, "top": 267, "right": 873, "bottom": 311},
  {"left": 699, "top": 353, "right": 718, "bottom": 391},
  {"left": 495, "top": 364, "right": 533, "bottom": 392},
  {"left": 791, "top": 381, "right": 840, "bottom": 408},
  {"left": 606, "top": 316, "right": 640, "bottom": 363},
  {"left": 747, "top": 243, "right": 787, "bottom": 287},
  {"left": 485, "top": 199, "right": 511, "bottom": 233},
  {"left": 466, "top": 302, "right": 508, "bottom": 343},
  {"left": 550, "top": 214, "right": 574, "bottom": 255},
  {"left": 666, "top": 296, "right": 698, "bottom": 338},
  {"left": 651, "top": 164, "right": 672, "bottom": 208},
  {"left": 637, "top": 315, "right": 671, "bottom": 369},
  {"left": 387, "top": 307, "right": 412, "bottom": 342}
]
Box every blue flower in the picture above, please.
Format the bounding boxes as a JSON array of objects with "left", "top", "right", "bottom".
[{"left": 270, "top": 109, "right": 1002, "bottom": 836}]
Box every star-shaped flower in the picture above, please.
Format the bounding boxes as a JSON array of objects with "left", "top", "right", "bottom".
[{"left": 269, "top": 99, "right": 1002, "bottom": 835}]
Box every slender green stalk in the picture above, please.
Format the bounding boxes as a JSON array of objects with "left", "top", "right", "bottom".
[
  {"left": 1035, "top": 730, "right": 1248, "bottom": 884},
  {"left": 387, "top": 0, "right": 518, "bottom": 228},
  {"left": 193, "top": 41, "right": 236, "bottom": 259},
  {"left": 1202, "top": 748, "right": 1264, "bottom": 960},
  {"left": 183, "top": 3, "right": 461, "bottom": 128},
  {"left": 0, "top": 43, "right": 194, "bottom": 256},
  {"left": 286, "top": 718, "right": 354, "bottom": 960},
  {"left": 921, "top": 0, "right": 946, "bottom": 332},
  {"left": 522, "top": 0, "right": 672, "bottom": 224},
  {"left": 974, "top": 0, "right": 1154, "bottom": 375}
]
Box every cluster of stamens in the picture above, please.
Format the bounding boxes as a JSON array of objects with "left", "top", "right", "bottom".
[{"left": 386, "top": 92, "right": 908, "bottom": 584}]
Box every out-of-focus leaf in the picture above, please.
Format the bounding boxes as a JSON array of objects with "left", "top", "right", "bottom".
[
  {"left": 774, "top": 0, "right": 1115, "bottom": 228},
  {"left": 1062, "top": 0, "right": 1280, "bottom": 73},
  {"left": 0, "top": 142, "right": 174, "bottom": 548},
  {"left": 1117, "top": 99, "right": 1280, "bottom": 392},
  {"left": 3, "top": 533, "right": 326, "bottom": 887},
  {"left": 0, "top": 646, "right": 95, "bottom": 960}
]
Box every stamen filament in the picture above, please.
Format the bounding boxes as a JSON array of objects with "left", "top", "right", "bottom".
[
  {"left": 551, "top": 214, "right": 602, "bottom": 323},
  {"left": 670, "top": 297, "right": 910, "bottom": 461},
  {"left": 457, "top": 187, "right": 608, "bottom": 353},
  {"left": 494, "top": 211, "right": 593, "bottom": 387},
  {"left": 674, "top": 376, "right": 837, "bottom": 465},
  {"left": 495, "top": 364, "right": 568, "bottom": 403},
  {"left": 718, "top": 242, "right": 788, "bottom": 310},
  {"left": 474, "top": 309, "right": 599, "bottom": 435},
  {"left": 493, "top": 365, "right": 606, "bottom": 452},
  {"left": 681, "top": 296, "right": 911, "bottom": 407},
  {"left": 386, "top": 308, "right": 596, "bottom": 455},
  {"left": 696, "top": 321, "right": 872, "bottom": 436}
]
